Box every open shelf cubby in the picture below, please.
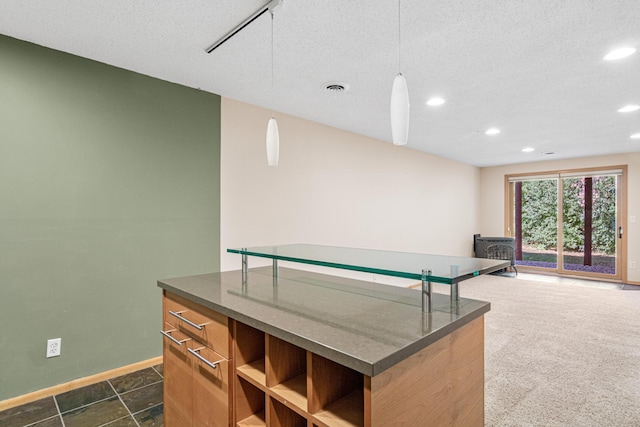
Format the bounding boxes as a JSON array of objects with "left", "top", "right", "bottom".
[
  {"left": 235, "top": 321, "right": 267, "bottom": 390},
  {"left": 267, "top": 335, "right": 308, "bottom": 413},
  {"left": 236, "top": 377, "right": 266, "bottom": 427},
  {"left": 234, "top": 321, "right": 364, "bottom": 427},
  {"left": 309, "top": 354, "right": 364, "bottom": 427},
  {"left": 268, "top": 397, "right": 307, "bottom": 427}
]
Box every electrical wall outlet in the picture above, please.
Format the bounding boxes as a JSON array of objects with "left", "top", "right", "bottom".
[
  {"left": 47, "top": 338, "right": 61, "bottom": 358},
  {"left": 631, "top": 261, "right": 637, "bottom": 269}
]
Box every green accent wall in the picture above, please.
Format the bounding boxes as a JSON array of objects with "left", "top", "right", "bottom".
[{"left": 0, "top": 35, "right": 221, "bottom": 400}]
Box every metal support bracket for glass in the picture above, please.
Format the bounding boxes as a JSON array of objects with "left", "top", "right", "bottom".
[
  {"left": 242, "top": 250, "right": 248, "bottom": 276},
  {"left": 241, "top": 249, "right": 248, "bottom": 290},
  {"left": 422, "top": 312, "right": 431, "bottom": 334},
  {"left": 450, "top": 264, "right": 460, "bottom": 303},
  {"left": 451, "top": 283, "right": 459, "bottom": 302},
  {"left": 273, "top": 259, "right": 279, "bottom": 281},
  {"left": 421, "top": 269, "right": 432, "bottom": 313}
]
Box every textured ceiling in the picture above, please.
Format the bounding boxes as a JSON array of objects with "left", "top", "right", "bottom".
[{"left": 1, "top": 0, "right": 639, "bottom": 166}]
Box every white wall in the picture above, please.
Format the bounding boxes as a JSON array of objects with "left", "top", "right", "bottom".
[
  {"left": 479, "top": 153, "right": 640, "bottom": 283},
  {"left": 220, "top": 98, "right": 482, "bottom": 279}
]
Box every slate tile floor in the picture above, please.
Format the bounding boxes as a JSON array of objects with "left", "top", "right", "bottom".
[{"left": 0, "top": 365, "right": 163, "bottom": 427}]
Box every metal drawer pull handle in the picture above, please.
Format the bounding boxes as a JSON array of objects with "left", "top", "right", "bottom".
[
  {"left": 169, "top": 310, "right": 207, "bottom": 330},
  {"left": 160, "top": 330, "right": 190, "bottom": 346},
  {"left": 188, "top": 347, "right": 223, "bottom": 369}
]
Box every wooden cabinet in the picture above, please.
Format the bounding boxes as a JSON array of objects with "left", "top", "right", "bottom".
[
  {"left": 162, "top": 291, "right": 231, "bottom": 426},
  {"left": 162, "top": 290, "right": 485, "bottom": 427}
]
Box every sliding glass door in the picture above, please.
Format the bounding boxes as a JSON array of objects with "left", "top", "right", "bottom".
[
  {"left": 507, "top": 168, "right": 624, "bottom": 280},
  {"left": 561, "top": 175, "right": 618, "bottom": 275},
  {"left": 510, "top": 177, "right": 559, "bottom": 269}
]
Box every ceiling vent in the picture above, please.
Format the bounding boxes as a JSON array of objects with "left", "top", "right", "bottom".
[{"left": 323, "top": 82, "right": 349, "bottom": 93}]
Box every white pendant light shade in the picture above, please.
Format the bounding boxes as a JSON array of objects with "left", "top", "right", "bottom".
[
  {"left": 390, "top": 73, "right": 410, "bottom": 145},
  {"left": 266, "top": 117, "right": 279, "bottom": 166}
]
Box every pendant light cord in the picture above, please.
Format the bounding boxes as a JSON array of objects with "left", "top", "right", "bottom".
[
  {"left": 271, "top": 12, "right": 275, "bottom": 118},
  {"left": 398, "top": 0, "right": 401, "bottom": 72}
]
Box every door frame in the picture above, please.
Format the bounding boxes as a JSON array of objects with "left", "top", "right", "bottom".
[{"left": 504, "top": 165, "right": 627, "bottom": 282}]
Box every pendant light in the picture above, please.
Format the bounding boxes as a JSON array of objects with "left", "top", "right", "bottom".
[
  {"left": 390, "top": 0, "right": 410, "bottom": 146},
  {"left": 266, "top": 9, "right": 279, "bottom": 166}
]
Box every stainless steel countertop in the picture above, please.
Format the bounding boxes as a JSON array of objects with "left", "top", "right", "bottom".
[{"left": 157, "top": 267, "right": 490, "bottom": 376}]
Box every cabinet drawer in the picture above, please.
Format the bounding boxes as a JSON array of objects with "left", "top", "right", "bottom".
[{"left": 164, "top": 292, "right": 230, "bottom": 358}]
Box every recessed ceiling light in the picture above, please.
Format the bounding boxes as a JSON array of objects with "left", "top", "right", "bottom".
[
  {"left": 542, "top": 151, "right": 555, "bottom": 155},
  {"left": 603, "top": 47, "right": 636, "bottom": 61},
  {"left": 618, "top": 105, "right": 640, "bottom": 113},
  {"left": 631, "top": 133, "right": 640, "bottom": 139},
  {"left": 522, "top": 147, "right": 535, "bottom": 153},
  {"left": 485, "top": 128, "right": 501, "bottom": 135},
  {"left": 426, "top": 97, "right": 445, "bottom": 106}
]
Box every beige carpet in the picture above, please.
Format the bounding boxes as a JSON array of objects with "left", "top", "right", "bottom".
[{"left": 451, "top": 275, "right": 640, "bottom": 426}]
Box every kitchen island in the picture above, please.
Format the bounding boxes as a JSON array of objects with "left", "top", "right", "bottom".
[{"left": 158, "top": 245, "right": 507, "bottom": 426}]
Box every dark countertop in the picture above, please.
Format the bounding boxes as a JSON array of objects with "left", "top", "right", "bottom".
[{"left": 158, "top": 266, "right": 490, "bottom": 377}]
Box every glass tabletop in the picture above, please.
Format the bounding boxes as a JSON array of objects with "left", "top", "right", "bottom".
[{"left": 227, "top": 244, "right": 509, "bottom": 284}]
